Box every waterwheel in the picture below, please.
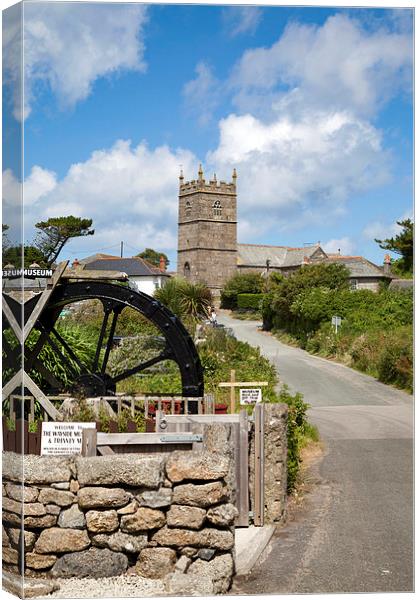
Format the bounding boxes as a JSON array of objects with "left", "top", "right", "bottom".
[{"left": 2, "top": 262, "right": 204, "bottom": 404}]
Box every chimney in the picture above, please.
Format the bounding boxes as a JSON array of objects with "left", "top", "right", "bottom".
[
  {"left": 383, "top": 254, "right": 391, "bottom": 275},
  {"left": 72, "top": 258, "right": 80, "bottom": 268},
  {"left": 302, "top": 255, "right": 310, "bottom": 265},
  {"left": 159, "top": 256, "right": 166, "bottom": 272}
]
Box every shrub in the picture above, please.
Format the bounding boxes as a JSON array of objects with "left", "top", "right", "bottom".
[
  {"left": 270, "top": 263, "right": 350, "bottom": 333},
  {"left": 237, "top": 293, "right": 264, "bottom": 311},
  {"left": 27, "top": 324, "right": 98, "bottom": 392},
  {"left": 62, "top": 300, "right": 159, "bottom": 338},
  {"left": 221, "top": 273, "right": 264, "bottom": 309},
  {"left": 154, "top": 278, "right": 212, "bottom": 328},
  {"left": 376, "top": 328, "right": 413, "bottom": 391},
  {"left": 107, "top": 335, "right": 165, "bottom": 379},
  {"left": 270, "top": 385, "right": 318, "bottom": 492}
]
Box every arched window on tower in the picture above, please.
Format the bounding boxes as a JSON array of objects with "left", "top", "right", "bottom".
[
  {"left": 184, "top": 262, "right": 191, "bottom": 278},
  {"left": 213, "top": 199, "right": 222, "bottom": 217},
  {"left": 185, "top": 201, "right": 192, "bottom": 217}
]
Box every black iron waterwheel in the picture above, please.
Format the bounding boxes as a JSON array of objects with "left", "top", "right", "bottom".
[{"left": 13, "top": 281, "right": 204, "bottom": 398}]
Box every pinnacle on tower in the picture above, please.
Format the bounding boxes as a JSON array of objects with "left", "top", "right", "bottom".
[
  {"left": 198, "top": 163, "right": 204, "bottom": 181},
  {"left": 232, "top": 168, "right": 237, "bottom": 182},
  {"left": 179, "top": 168, "right": 184, "bottom": 184}
]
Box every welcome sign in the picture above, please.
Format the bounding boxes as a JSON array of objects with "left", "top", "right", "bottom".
[{"left": 41, "top": 422, "right": 96, "bottom": 456}]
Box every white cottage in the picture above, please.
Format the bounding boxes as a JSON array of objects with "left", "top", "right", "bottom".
[{"left": 80, "top": 254, "right": 170, "bottom": 295}]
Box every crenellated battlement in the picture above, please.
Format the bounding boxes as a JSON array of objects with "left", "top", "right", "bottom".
[{"left": 179, "top": 165, "right": 237, "bottom": 195}]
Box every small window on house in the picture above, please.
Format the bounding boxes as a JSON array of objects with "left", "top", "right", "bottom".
[
  {"left": 185, "top": 201, "right": 192, "bottom": 217},
  {"left": 350, "top": 279, "right": 358, "bottom": 291},
  {"left": 184, "top": 262, "right": 191, "bottom": 278},
  {"left": 213, "top": 200, "right": 222, "bottom": 216}
]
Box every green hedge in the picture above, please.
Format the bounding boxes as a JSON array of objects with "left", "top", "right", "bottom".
[
  {"left": 237, "top": 293, "right": 264, "bottom": 311},
  {"left": 220, "top": 273, "right": 264, "bottom": 309}
]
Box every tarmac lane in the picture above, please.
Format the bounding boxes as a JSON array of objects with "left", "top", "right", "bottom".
[{"left": 219, "top": 315, "right": 414, "bottom": 594}]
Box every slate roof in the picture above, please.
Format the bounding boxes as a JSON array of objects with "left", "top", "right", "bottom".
[
  {"left": 81, "top": 253, "right": 117, "bottom": 264},
  {"left": 237, "top": 244, "right": 323, "bottom": 268},
  {"left": 389, "top": 278, "right": 414, "bottom": 290},
  {"left": 324, "top": 255, "right": 388, "bottom": 278},
  {"left": 83, "top": 256, "right": 169, "bottom": 277}
]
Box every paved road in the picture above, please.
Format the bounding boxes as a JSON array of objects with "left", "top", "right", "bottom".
[{"left": 219, "top": 315, "right": 414, "bottom": 594}]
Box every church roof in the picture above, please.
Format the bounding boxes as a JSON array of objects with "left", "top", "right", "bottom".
[
  {"left": 237, "top": 245, "right": 388, "bottom": 279},
  {"left": 237, "top": 244, "right": 322, "bottom": 268}
]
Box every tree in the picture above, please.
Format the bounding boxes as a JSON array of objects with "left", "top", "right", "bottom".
[
  {"left": 137, "top": 248, "right": 169, "bottom": 269},
  {"left": 220, "top": 272, "right": 265, "bottom": 309},
  {"left": 34, "top": 216, "right": 94, "bottom": 267},
  {"left": 3, "top": 244, "right": 48, "bottom": 268},
  {"left": 267, "top": 263, "right": 350, "bottom": 335},
  {"left": 375, "top": 219, "right": 413, "bottom": 275}
]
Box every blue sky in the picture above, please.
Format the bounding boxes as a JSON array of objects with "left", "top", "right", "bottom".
[{"left": 2, "top": 2, "right": 414, "bottom": 268}]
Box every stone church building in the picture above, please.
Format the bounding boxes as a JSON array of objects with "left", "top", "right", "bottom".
[{"left": 177, "top": 166, "right": 390, "bottom": 295}]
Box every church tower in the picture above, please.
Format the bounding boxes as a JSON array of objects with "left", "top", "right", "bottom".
[{"left": 177, "top": 165, "right": 238, "bottom": 296}]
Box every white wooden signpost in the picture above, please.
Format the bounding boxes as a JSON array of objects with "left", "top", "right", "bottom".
[{"left": 219, "top": 369, "right": 268, "bottom": 413}]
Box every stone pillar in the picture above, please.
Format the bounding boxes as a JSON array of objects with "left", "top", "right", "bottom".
[{"left": 249, "top": 403, "right": 288, "bottom": 524}]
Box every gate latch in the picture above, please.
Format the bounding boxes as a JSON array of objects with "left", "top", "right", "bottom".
[{"left": 159, "top": 434, "right": 203, "bottom": 443}]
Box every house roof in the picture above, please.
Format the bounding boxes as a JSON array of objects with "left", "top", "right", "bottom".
[
  {"left": 237, "top": 244, "right": 324, "bottom": 268},
  {"left": 83, "top": 256, "right": 169, "bottom": 278},
  {"left": 81, "top": 253, "right": 118, "bottom": 264},
  {"left": 324, "top": 255, "right": 388, "bottom": 278},
  {"left": 389, "top": 278, "right": 413, "bottom": 290}
]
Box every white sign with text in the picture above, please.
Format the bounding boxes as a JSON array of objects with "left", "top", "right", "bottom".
[
  {"left": 41, "top": 422, "right": 96, "bottom": 456},
  {"left": 240, "top": 388, "right": 262, "bottom": 405}
]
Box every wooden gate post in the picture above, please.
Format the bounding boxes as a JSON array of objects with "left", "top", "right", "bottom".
[
  {"left": 254, "top": 403, "right": 265, "bottom": 526},
  {"left": 82, "top": 428, "right": 97, "bottom": 457}
]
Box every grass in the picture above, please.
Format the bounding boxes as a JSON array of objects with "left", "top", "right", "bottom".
[{"left": 231, "top": 310, "right": 261, "bottom": 321}]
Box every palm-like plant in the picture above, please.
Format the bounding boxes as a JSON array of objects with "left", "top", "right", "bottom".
[
  {"left": 154, "top": 278, "right": 185, "bottom": 316},
  {"left": 154, "top": 278, "right": 212, "bottom": 323},
  {"left": 179, "top": 281, "right": 212, "bottom": 321}
]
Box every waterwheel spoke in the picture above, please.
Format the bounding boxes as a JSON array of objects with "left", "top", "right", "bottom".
[
  {"left": 31, "top": 357, "right": 62, "bottom": 389},
  {"left": 2, "top": 333, "right": 20, "bottom": 366},
  {"left": 112, "top": 348, "right": 173, "bottom": 384},
  {"left": 50, "top": 327, "right": 89, "bottom": 374},
  {"left": 24, "top": 327, "right": 52, "bottom": 371},
  {"left": 100, "top": 309, "right": 120, "bottom": 374},
  {"left": 92, "top": 308, "right": 111, "bottom": 372}
]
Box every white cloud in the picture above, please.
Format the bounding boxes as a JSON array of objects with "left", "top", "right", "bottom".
[
  {"left": 323, "top": 237, "right": 356, "bottom": 255},
  {"left": 230, "top": 13, "right": 412, "bottom": 118},
  {"left": 183, "top": 62, "right": 221, "bottom": 127},
  {"left": 363, "top": 211, "right": 413, "bottom": 241},
  {"left": 24, "top": 166, "right": 57, "bottom": 206},
  {"left": 222, "top": 7, "right": 262, "bottom": 37},
  {"left": 3, "top": 168, "right": 21, "bottom": 207},
  {"left": 9, "top": 139, "right": 197, "bottom": 257},
  {"left": 207, "top": 109, "right": 390, "bottom": 232},
  {"left": 4, "top": 3, "right": 148, "bottom": 120}
]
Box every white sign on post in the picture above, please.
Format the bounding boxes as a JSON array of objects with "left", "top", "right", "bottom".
[
  {"left": 240, "top": 388, "right": 262, "bottom": 405},
  {"left": 331, "top": 315, "right": 342, "bottom": 333},
  {"left": 41, "top": 422, "right": 96, "bottom": 456}
]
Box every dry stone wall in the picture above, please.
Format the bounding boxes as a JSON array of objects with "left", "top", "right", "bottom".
[{"left": 2, "top": 448, "right": 236, "bottom": 593}]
